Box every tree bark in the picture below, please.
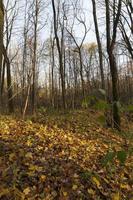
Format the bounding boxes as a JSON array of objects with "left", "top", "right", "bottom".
[
  {"left": 52, "top": 0, "right": 66, "bottom": 109},
  {"left": 3, "top": 45, "right": 14, "bottom": 113},
  {"left": 91, "top": 0, "right": 105, "bottom": 89},
  {"left": 0, "top": 0, "right": 4, "bottom": 109},
  {"left": 105, "top": 0, "right": 122, "bottom": 130}
]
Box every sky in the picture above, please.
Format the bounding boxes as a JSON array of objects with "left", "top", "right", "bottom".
[
  {"left": 82, "top": 0, "right": 96, "bottom": 42},
  {"left": 14, "top": 0, "right": 98, "bottom": 84},
  {"left": 10, "top": 0, "right": 97, "bottom": 45},
  {"left": 5, "top": 0, "right": 108, "bottom": 85}
]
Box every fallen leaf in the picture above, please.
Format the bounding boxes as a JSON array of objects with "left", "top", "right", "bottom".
[
  {"left": 92, "top": 176, "right": 100, "bottom": 188},
  {"left": 9, "top": 153, "right": 16, "bottom": 161},
  {"left": 87, "top": 188, "right": 95, "bottom": 195},
  {"left": 112, "top": 192, "right": 120, "bottom": 200},
  {"left": 23, "top": 187, "right": 30, "bottom": 195},
  {"left": 120, "top": 184, "right": 129, "bottom": 190},
  {"left": 25, "top": 152, "right": 33, "bottom": 159},
  {"left": 40, "top": 175, "right": 46, "bottom": 182},
  {"left": 0, "top": 188, "right": 10, "bottom": 198},
  {"left": 63, "top": 191, "right": 68, "bottom": 197},
  {"left": 72, "top": 185, "right": 78, "bottom": 190}
]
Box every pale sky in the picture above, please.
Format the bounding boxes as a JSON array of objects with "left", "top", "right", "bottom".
[
  {"left": 11, "top": 0, "right": 97, "bottom": 45},
  {"left": 5, "top": 0, "right": 107, "bottom": 85}
]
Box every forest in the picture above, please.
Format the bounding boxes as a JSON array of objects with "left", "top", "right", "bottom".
[{"left": 0, "top": 0, "right": 133, "bottom": 199}]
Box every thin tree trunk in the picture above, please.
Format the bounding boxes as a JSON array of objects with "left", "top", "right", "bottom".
[
  {"left": 108, "top": 49, "right": 120, "bottom": 128},
  {"left": 3, "top": 46, "right": 14, "bottom": 113},
  {"left": 52, "top": 0, "right": 66, "bottom": 109},
  {"left": 105, "top": 0, "right": 122, "bottom": 129},
  {"left": 31, "top": 0, "right": 38, "bottom": 114},
  {"left": 0, "top": 0, "right": 4, "bottom": 109},
  {"left": 91, "top": 0, "right": 105, "bottom": 89},
  {"left": 79, "top": 49, "right": 85, "bottom": 98},
  {"left": 23, "top": 84, "right": 31, "bottom": 119}
]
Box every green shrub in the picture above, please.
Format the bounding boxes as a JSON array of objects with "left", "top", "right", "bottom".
[
  {"left": 102, "top": 150, "right": 128, "bottom": 166},
  {"left": 94, "top": 100, "right": 110, "bottom": 111},
  {"left": 125, "top": 105, "right": 133, "bottom": 112}
]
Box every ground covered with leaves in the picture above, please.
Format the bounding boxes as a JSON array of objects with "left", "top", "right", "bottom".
[{"left": 0, "top": 110, "right": 133, "bottom": 200}]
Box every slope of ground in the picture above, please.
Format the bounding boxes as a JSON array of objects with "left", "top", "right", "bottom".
[{"left": 0, "top": 110, "right": 133, "bottom": 200}]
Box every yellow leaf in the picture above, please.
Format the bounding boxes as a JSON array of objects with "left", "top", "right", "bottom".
[
  {"left": 14, "top": 188, "right": 25, "bottom": 199},
  {"left": 40, "top": 175, "right": 46, "bottom": 182},
  {"left": 29, "top": 165, "right": 37, "bottom": 171},
  {"left": 87, "top": 188, "right": 95, "bottom": 195},
  {"left": 0, "top": 188, "right": 10, "bottom": 198},
  {"left": 63, "top": 191, "right": 68, "bottom": 197},
  {"left": 92, "top": 176, "right": 100, "bottom": 188},
  {"left": 25, "top": 152, "right": 33, "bottom": 159},
  {"left": 26, "top": 140, "right": 32, "bottom": 147},
  {"left": 103, "top": 178, "right": 109, "bottom": 184},
  {"left": 37, "top": 145, "right": 43, "bottom": 150},
  {"left": 37, "top": 166, "right": 43, "bottom": 172},
  {"left": 9, "top": 153, "right": 16, "bottom": 161},
  {"left": 27, "top": 171, "right": 34, "bottom": 177},
  {"left": 112, "top": 192, "right": 120, "bottom": 200},
  {"left": 23, "top": 187, "right": 30, "bottom": 195},
  {"left": 72, "top": 185, "right": 78, "bottom": 190},
  {"left": 120, "top": 184, "right": 129, "bottom": 189}
]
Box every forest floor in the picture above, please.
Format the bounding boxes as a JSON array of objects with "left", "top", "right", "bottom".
[{"left": 0, "top": 109, "right": 133, "bottom": 200}]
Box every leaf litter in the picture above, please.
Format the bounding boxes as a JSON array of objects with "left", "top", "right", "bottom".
[{"left": 0, "top": 110, "right": 133, "bottom": 199}]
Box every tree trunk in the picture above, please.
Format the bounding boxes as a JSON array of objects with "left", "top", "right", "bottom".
[
  {"left": 79, "top": 49, "right": 85, "bottom": 98},
  {"left": 31, "top": 0, "right": 38, "bottom": 114},
  {"left": 105, "top": 0, "right": 121, "bottom": 130},
  {"left": 0, "top": 0, "right": 4, "bottom": 109},
  {"left": 91, "top": 0, "right": 105, "bottom": 89},
  {"left": 52, "top": 0, "right": 66, "bottom": 109},
  {"left": 108, "top": 49, "right": 120, "bottom": 129},
  {"left": 3, "top": 46, "right": 14, "bottom": 113}
]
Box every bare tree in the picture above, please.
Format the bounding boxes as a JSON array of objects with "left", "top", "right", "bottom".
[
  {"left": 1, "top": 0, "right": 18, "bottom": 113},
  {"left": 91, "top": 0, "right": 105, "bottom": 89},
  {"left": 31, "top": 0, "right": 39, "bottom": 114},
  {"left": 105, "top": 0, "right": 122, "bottom": 129},
  {"left": 52, "top": 0, "right": 66, "bottom": 109},
  {"left": 119, "top": 0, "right": 133, "bottom": 59},
  {"left": 0, "top": 0, "right": 4, "bottom": 109},
  {"left": 66, "top": 14, "right": 89, "bottom": 99}
]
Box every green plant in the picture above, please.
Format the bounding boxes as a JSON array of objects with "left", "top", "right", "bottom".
[
  {"left": 125, "top": 105, "right": 133, "bottom": 112},
  {"left": 102, "top": 150, "right": 128, "bottom": 167},
  {"left": 94, "top": 100, "right": 110, "bottom": 111},
  {"left": 81, "top": 98, "right": 89, "bottom": 108}
]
